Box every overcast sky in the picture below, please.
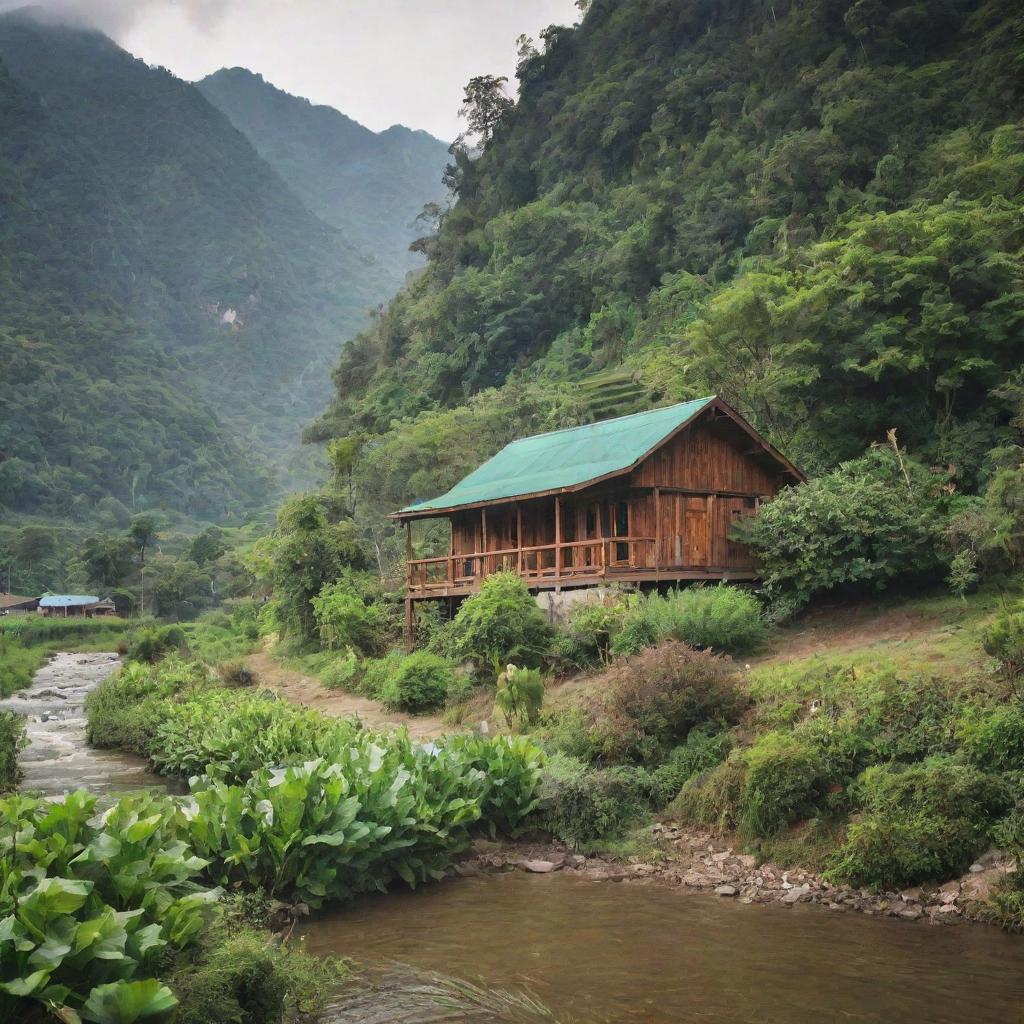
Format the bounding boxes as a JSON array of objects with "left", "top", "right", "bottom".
[{"left": 11, "top": 0, "right": 581, "bottom": 140}]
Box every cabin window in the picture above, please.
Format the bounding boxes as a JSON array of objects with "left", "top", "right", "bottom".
[
  {"left": 586, "top": 509, "right": 597, "bottom": 536},
  {"left": 743, "top": 496, "right": 756, "bottom": 509}
]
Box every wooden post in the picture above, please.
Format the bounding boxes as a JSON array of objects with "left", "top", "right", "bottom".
[
  {"left": 480, "top": 507, "right": 488, "bottom": 581},
  {"left": 446, "top": 520, "right": 454, "bottom": 585},
  {"left": 554, "top": 495, "right": 561, "bottom": 580},
  {"left": 405, "top": 520, "right": 412, "bottom": 587},
  {"left": 516, "top": 505, "right": 524, "bottom": 576},
  {"left": 654, "top": 487, "right": 661, "bottom": 574},
  {"left": 404, "top": 598, "right": 414, "bottom": 651}
]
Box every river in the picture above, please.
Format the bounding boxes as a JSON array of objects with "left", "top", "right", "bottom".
[
  {"left": 7, "top": 654, "right": 1024, "bottom": 1023},
  {"left": 0, "top": 650, "right": 169, "bottom": 795}
]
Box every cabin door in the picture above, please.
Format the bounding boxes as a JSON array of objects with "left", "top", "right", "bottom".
[{"left": 684, "top": 498, "right": 710, "bottom": 567}]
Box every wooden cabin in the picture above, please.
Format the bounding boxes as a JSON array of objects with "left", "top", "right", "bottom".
[{"left": 392, "top": 396, "right": 803, "bottom": 641}]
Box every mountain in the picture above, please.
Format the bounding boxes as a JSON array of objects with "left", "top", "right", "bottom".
[
  {"left": 0, "top": 9, "right": 399, "bottom": 520},
  {"left": 313, "top": 0, "right": 1024, "bottom": 505},
  {"left": 196, "top": 67, "right": 450, "bottom": 283}
]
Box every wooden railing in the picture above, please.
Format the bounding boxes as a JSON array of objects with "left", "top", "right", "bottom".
[{"left": 407, "top": 538, "right": 657, "bottom": 593}]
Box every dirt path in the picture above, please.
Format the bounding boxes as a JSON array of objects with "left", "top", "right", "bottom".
[{"left": 244, "top": 647, "right": 447, "bottom": 741}]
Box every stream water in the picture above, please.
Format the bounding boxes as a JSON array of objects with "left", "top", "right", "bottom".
[
  {"left": 302, "top": 871, "right": 1024, "bottom": 1024},
  {"left": 1, "top": 651, "right": 170, "bottom": 795},
  {"left": 7, "top": 655, "right": 1024, "bottom": 1023}
]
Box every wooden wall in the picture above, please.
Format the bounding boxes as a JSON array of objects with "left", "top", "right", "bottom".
[{"left": 630, "top": 417, "right": 784, "bottom": 494}]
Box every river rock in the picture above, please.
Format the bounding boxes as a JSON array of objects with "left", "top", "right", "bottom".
[
  {"left": 519, "top": 859, "right": 561, "bottom": 873},
  {"left": 714, "top": 885, "right": 737, "bottom": 897},
  {"left": 781, "top": 884, "right": 811, "bottom": 904}
]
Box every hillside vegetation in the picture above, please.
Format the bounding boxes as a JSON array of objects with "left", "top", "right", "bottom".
[
  {"left": 309, "top": 0, "right": 1023, "bottom": 565},
  {"left": 0, "top": 10, "right": 444, "bottom": 522}
]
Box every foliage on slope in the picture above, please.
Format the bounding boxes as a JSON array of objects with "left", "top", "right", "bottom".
[
  {"left": 313, "top": 0, "right": 1024, "bottom": 495},
  {"left": 0, "top": 10, "right": 392, "bottom": 519}
]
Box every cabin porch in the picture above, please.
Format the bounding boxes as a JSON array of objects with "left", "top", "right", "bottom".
[{"left": 403, "top": 485, "right": 762, "bottom": 599}]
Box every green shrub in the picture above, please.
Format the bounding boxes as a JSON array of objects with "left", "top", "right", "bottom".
[
  {"left": 171, "top": 918, "right": 346, "bottom": 1024},
  {"left": 185, "top": 740, "right": 530, "bottom": 907},
  {"left": 739, "top": 446, "right": 960, "bottom": 618},
  {"left": 381, "top": 651, "right": 455, "bottom": 713},
  {"left": 436, "top": 571, "right": 552, "bottom": 673},
  {"left": 825, "top": 760, "right": 1012, "bottom": 889},
  {"left": 216, "top": 660, "right": 259, "bottom": 687},
  {"left": 532, "top": 705, "right": 605, "bottom": 763},
  {"left": 607, "top": 611, "right": 658, "bottom": 658},
  {"left": 658, "top": 586, "right": 765, "bottom": 653},
  {"left": 0, "top": 711, "right": 26, "bottom": 793},
  {"left": 553, "top": 600, "right": 626, "bottom": 669},
  {"left": 356, "top": 650, "right": 401, "bottom": 698},
  {"left": 738, "top": 731, "right": 829, "bottom": 840},
  {"left": 956, "top": 700, "right": 1024, "bottom": 771},
  {"left": 494, "top": 664, "right": 545, "bottom": 729},
  {"left": 986, "top": 811, "right": 1024, "bottom": 931},
  {"left": 669, "top": 755, "right": 748, "bottom": 831},
  {"left": 311, "top": 578, "right": 394, "bottom": 656},
  {"left": 153, "top": 690, "right": 362, "bottom": 782},
  {"left": 85, "top": 656, "right": 208, "bottom": 754},
  {"left": 539, "top": 756, "right": 653, "bottom": 848},
  {"left": 0, "top": 790, "right": 214, "bottom": 1023},
  {"left": 445, "top": 734, "right": 546, "bottom": 835},
  {"left": 601, "top": 642, "right": 747, "bottom": 762},
  {"left": 852, "top": 674, "right": 958, "bottom": 762},
  {"left": 648, "top": 728, "right": 733, "bottom": 807},
  {"left": 983, "top": 604, "right": 1024, "bottom": 691},
  {"left": 127, "top": 623, "right": 187, "bottom": 663},
  {"left": 320, "top": 648, "right": 363, "bottom": 691}
]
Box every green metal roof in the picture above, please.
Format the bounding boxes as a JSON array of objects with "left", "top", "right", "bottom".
[{"left": 399, "top": 396, "right": 716, "bottom": 515}]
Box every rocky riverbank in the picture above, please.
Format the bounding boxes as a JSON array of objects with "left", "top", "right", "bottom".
[{"left": 460, "top": 824, "right": 1017, "bottom": 927}]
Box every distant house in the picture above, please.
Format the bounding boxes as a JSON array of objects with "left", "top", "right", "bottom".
[
  {"left": 0, "top": 594, "right": 40, "bottom": 616},
  {"left": 392, "top": 395, "right": 803, "bottom": 643},
  {"left": 38, "top": 595, "right": 115, "bottom": 618}
]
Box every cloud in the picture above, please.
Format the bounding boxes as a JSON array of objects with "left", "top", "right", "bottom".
[{"left": 0, "top": 0, "right": 230, "bottom": 35}]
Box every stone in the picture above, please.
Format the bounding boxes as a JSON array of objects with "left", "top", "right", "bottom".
[
  {"left": 969, "top": 863, "right": 985, "bottom": 873},
  {"left": 898, "top": 906, "right": 924, "bottom": 921},
  {"left": 736, "top": 854, "right": 757, "bottom": 869},
  {"left": 714, "top": 885, "right": 737, "bottom": 897},
  {"left": 711, "top": 851, "right": 730, "bottom": 863},
  {"left": 781, "top": 884, "right": 811, "bottom": 905},
  {"left": 520, "top": 859, "right": 561, "bottom": 873}
]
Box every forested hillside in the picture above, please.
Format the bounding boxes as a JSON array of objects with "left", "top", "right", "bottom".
[
  {"left": 0, "top": 10, "right": 441, "bottom": 522},
  {"left": 197, "top": 68, "right": 450, "bottom": 283},
  {"left": 313, "top": 0, "right": 1023, "bottom": 537}
]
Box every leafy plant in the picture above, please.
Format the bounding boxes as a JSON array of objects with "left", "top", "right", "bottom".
[
  {"left": 0, "top": 791, "right": 216, "bottom": 1022},
  {"left": 494, "top": 664, "right": 545, "bottom": 729}
]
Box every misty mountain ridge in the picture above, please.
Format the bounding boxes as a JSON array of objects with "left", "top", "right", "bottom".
[
  {"left": 0, "top": 8, "right": 448, "bottom": 522},
  {"left": 197, "top": 66, "right": 450, "bottom": 279}
]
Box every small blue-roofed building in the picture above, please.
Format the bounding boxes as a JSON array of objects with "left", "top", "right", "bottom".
[
  {"left": 38, "top": 595, "right": 115, "bottom": 618},
  {"left": 390, "top": 396, "right": 803, "bottom": 642}
]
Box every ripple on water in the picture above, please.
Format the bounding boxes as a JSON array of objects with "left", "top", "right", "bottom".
[{"left": 0, "top": 651, "right": 174, "bottom": 797}]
